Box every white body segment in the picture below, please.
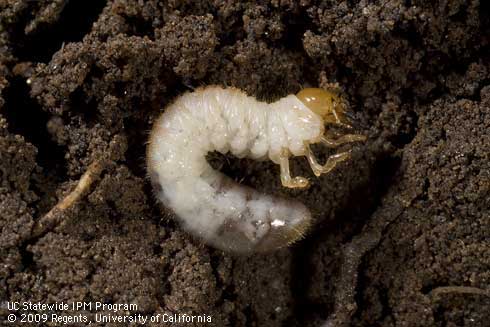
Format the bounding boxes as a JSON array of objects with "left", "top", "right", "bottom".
[{"left": 147, "top": 86, "right": 324, "bottom": 253}]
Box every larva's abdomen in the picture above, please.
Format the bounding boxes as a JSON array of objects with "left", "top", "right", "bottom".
[{"left": 147, "top": 86, "right": 319, "bottom": 253}]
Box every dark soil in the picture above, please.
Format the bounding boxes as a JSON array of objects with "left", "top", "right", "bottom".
[{"left": 0, "top": 1, "right": 489, "bottom": 326}]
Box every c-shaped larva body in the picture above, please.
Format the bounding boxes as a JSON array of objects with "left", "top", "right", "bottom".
[{"left": 147, "top": 86, "right": 365, "bottom": 253}]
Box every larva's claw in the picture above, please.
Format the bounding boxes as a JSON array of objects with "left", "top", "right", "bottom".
[
  {"left": 279, "top": 149, "right": 309, "bottom": 188},
  {"left": 320, "top": 134, "right": 366, "bottom": 148},
  {"left": 282, "top": 176, "right": 309, "bottom": 189},
  {"left": 305, "top": 144, "right": 352, "bottom": 177}
]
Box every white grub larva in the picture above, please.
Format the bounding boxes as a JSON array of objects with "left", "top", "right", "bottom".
[{"left": 147, "top": 86, "right": 366, "bottom": 254}]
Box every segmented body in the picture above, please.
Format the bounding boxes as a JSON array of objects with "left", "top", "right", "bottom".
[{"left": 147, "top": 86, "right": 364, "bottom": 253}]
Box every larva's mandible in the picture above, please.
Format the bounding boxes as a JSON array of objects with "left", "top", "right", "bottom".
[{"left": 147, "top": 86, "right": 365, "bottom": 253}]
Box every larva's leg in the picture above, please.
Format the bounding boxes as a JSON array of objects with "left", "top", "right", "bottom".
[
  {"left": 320, "top": 134, "right": 367, "bottom": 148},
  {"left": 279, "top": 149, "right": 309, "bottom": 188},
  {"left": 305, "top": 145, "right": 351, "bottom": 177}
]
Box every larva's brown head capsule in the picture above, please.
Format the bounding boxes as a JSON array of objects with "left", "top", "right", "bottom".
[{"left": 296, "top": 88, "right": 349, "bottom": 125}]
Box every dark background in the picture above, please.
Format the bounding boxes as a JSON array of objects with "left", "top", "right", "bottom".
[{"left": 1, "top": 1, "right": 489, "bottom": 326}]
